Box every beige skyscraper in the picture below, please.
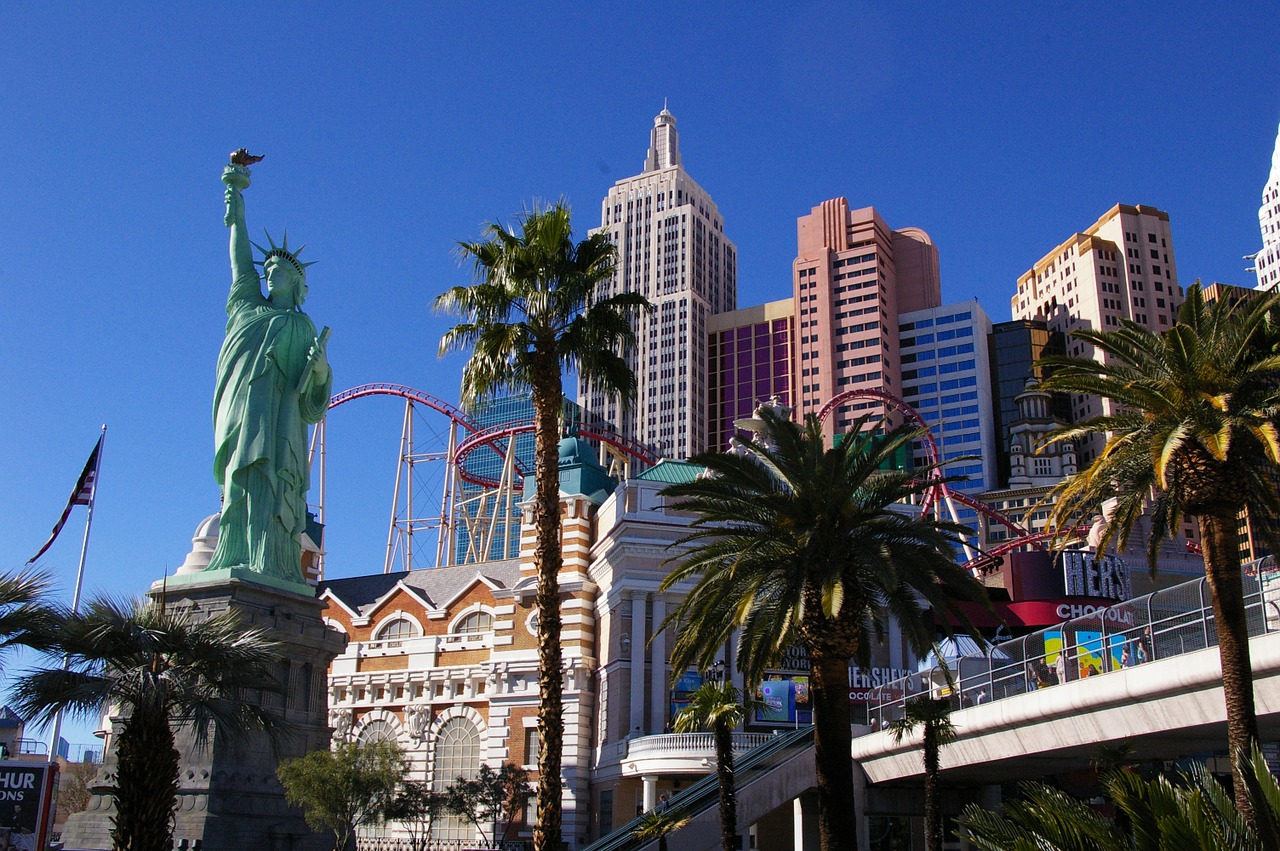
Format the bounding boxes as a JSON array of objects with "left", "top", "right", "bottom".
[
  {"left": 1012, "top": 204, "right": 1183, "bottom": 463},
  {"left": 580, "top": 108, "right": 737, "bottom": 460}
]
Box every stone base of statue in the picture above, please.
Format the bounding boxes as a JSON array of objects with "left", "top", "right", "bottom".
[{"left": 60, "top": 570, "right": 346, "bottom": 851}]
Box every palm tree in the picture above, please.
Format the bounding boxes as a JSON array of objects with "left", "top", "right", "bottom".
[
  {"left": 888, "top": 696, "right": 957, "bottom": 851},
  {"left": 959, "top": 746, "right": 1280, "bottom": 851},
  {"left": 659, "top": 407, "right": 988, "bottom": 851},
  {"left": 672, "top": 680, "right": 751, "bottom": 851},
  {"left": 437, "top": 202, "right": 650, "bottom": 851},
  {"left": 11, "top": 596, "right": 282, "bottom": 851},
  {"left": 1039, "top": 283, "right": 1280, "bottom": 822},
  {"left": 0, "top": 569, "right": 56, "bottom": 668},
  {"left": 632, "top": 805, "right": 691, "bottom": 851}
]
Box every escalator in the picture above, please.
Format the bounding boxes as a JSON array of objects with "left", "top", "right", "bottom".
[{"left": 582, "top": 726, "right": 815, "bottom": 851}]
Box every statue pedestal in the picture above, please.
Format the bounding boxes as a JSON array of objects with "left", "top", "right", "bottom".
[{"left": 60, "top": 574, "right": 347, "bottom": 851}]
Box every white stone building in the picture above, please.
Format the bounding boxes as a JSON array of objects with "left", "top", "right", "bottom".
[{"left": 1255, "top": 120, "right": 1280, "bottom": 291}]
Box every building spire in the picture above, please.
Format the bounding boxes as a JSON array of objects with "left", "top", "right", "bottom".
[{"left": 644, "top": 104, "right": 681, "bottom": 172}]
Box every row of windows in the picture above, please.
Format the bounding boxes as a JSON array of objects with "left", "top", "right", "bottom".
[
  {"left": 374, "top": 611, "right": 494, "bottom": 643},
  {"left": 835, "top": 370, "right": 883, "bottom": 387},
  {"left": 901, "top": 325, "right": 974, "bottom": 347},
  {"left": 902, "top": 358, "right": 976, "bottom": 381},
  {"left": 903, "top": 375, "right": 979, "bottom": 397},
  {"left": 834, "top": 252, "right": 877, "bottom": 268},
  {"left": 899, "top": 311, "right": 971, "bottom": 332},
  {"left": 942, "top": 418, "right": 981, "bottom": 433},
  {"left": 836, "top": 352, "right": 882, "bottom": 368},
  {"left": 902, "top": 341, "right": 975, "bottom": 363}
]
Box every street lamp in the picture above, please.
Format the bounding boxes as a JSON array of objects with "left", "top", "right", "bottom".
[{"left": 706, "top": 660, "right": 726, "bottom": 684}]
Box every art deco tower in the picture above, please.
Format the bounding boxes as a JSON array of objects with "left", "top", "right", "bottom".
[
  {"left": 1255, "top": 120, "right": 1280, "bottom": 290},
  {"left": 579, "top": 108, "right": 737, "bottom": 460}
]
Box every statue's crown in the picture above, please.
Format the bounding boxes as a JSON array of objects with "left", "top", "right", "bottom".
[{"left": 250, "top": 230, "right": 316, "bottom": 280}]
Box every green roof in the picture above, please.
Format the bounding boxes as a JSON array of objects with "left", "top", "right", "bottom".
[{"left": 635, "top": 460, "right": 706, "bottom": 484}]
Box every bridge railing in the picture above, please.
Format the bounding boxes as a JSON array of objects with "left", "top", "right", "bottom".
[
  {"left": 625, "top": 731, "right": 774, "bottom": 759},
  {"left": 867, "top": 566, "right": 1280, "bottom": 725},
  {"left": 356, "top": 840, "right": 528, "bottom": 851}
]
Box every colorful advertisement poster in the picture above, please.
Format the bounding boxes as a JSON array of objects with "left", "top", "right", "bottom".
[
  {"left": 758, "top": 679, "right": 793, "bottom": 723},
  {"left": 1044, "top": 629, "right": 1064, "bottom": 664},
  {"left": 668, "top": 670, "right": 704, "bottom": 724},
  {"left": 754, "top": 674, "right": 811, "bottom": 725},
  {"left": 1075, "top": 630, "right": 1125, "bottom": 675}
]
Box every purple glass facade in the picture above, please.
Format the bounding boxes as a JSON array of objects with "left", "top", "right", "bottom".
[{"left": 707, "top": 311, "right": 795, "bottom": 453}]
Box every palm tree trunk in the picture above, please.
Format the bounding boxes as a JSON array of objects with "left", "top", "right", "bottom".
[
  {"left": 1199, "top": 511, "right": 1260, "bottom": 823},
  {"left": 812, "top": 653, "right": 857, "bottom": 851},
  {"left": 531, "top": 349, "right": 565, "bottom": 851},
  {"left": 714, "top": 719, "right": 737, "bottom": 851},
  {"left": 111, "top": 704, "right": 179, "bottom": 851},
  {"left": 923, "top": 724, "right": 941, "bottom": 851}
]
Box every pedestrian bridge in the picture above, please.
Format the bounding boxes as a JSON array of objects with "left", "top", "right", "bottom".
[
  {"left": 855, "top": 628, "right": 1280, "bottom": 784},
  {"left": 856, "top": 569, "right": 1280, "bottom": 784},
  {"left": 585, "top": 571, "right": 1280, "bottom": 850}
]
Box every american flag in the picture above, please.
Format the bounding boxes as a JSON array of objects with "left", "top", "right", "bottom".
[{"left": 27, "top": 435, "right": 103, "bottom": 564}]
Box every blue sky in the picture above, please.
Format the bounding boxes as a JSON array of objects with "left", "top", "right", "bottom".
[{"left": 2, "top": 3, "right": 1277, "bottom": 744}]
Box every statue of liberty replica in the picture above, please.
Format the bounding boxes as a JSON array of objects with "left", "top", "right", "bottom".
[
  {"left": 61, "top": 153, "right": 346, "bottom": 851},
  {"left": 208, "top": 149, "right": 332, "bottom": 585}
]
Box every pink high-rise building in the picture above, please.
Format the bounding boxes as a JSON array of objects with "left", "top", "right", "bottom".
[{"left": 793, "top": 198, "right": 941, "bottom": 443}]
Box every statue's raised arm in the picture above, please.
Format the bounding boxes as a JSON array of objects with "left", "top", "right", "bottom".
[
  {"left": 222, "top": 149, "right": 262, "bottom": 300},
  {"left": 207, "top": 151, "right": 332, "bottom": 589}
]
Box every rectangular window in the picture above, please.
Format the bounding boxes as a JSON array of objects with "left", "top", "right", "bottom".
[{"left": 524, "top": 727, "right": 540, "bottom": 767}]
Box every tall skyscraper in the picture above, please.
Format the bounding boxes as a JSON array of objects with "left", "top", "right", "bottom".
[
  {"left": 580, "top": 108, "right": 737, "bottom": 460},
  {"left": 1012, "top": 204, "right": 1183, "bottom": 463},
  {"left": 898, "top": 300, "right": 997, "bottom": 530},
  {"left": 793, "top": 198, "right": 941, "bottom": 444},
  {"left": 1255, "top": 120, "right": 1280, "bottom": 291}
]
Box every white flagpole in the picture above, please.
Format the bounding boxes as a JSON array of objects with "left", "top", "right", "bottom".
[{"left": 47, "top": 424, "right": 106, "bottom": 763}]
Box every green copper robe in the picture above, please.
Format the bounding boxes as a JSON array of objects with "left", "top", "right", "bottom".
[{"left": 207, "top": 270, "right": 331, "bottom": 582}]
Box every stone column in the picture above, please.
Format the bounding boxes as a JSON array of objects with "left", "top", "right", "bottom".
[
  {"left": 650, "top": 595, "right": 667, "bottom": 732},
  {"left": 641, "top": 775, "right": 658, "bottom": 812},
  {"left": 854, "top": 763, "right": 871, "bottom": 851},
  {"left": 629, "top": 593, "right": 647, "bottom": 734},
  {"left": 792, "top": 789, "right": 820, "bottom": 851},
  {"left": 61, "top": 575, "right": 346, "bottom": 851}
]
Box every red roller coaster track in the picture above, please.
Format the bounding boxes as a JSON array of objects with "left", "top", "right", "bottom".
[
  {"left": 453, "top": 421, "right": 660, "bottom": 488},
  {"left": 327, "top": 383, "right": 480, "bottom": 432},
  {"left": 816, "top": 387, "right": 1078, "bottom": 570},
  {"left": 323, "top": 383, "right": 1084, "bottom": 574},
  {"left": 327, "top": 383, "right": 660, "bottom": 489}
]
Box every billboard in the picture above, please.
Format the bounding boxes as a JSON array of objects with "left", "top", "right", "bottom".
[
  {"left": 754, "top": 675, "right": 811, "bottom": 726},
  {"left": 668, "top": 670, "right": 704, "bottom": 723},
  {"left": 0, "top": 762, "right": 58, "bottom": 851}
]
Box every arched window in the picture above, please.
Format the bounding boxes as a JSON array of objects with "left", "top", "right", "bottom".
[
  {"left": 357, "top": 719, "right": 398, "bottom": 747},
  {"left": 375, "top": 617, "right": 421, "bottom": 644},
  {"left": 432, "top": 718, "right": 481, "bottom": 840},
  {"left": 453, "top": 611, "right": 493, "bottom": 635}
]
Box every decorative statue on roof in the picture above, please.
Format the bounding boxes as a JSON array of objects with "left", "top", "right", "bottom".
[{"left": 206, "top": 150, "right": 332, "bottom": 585}]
